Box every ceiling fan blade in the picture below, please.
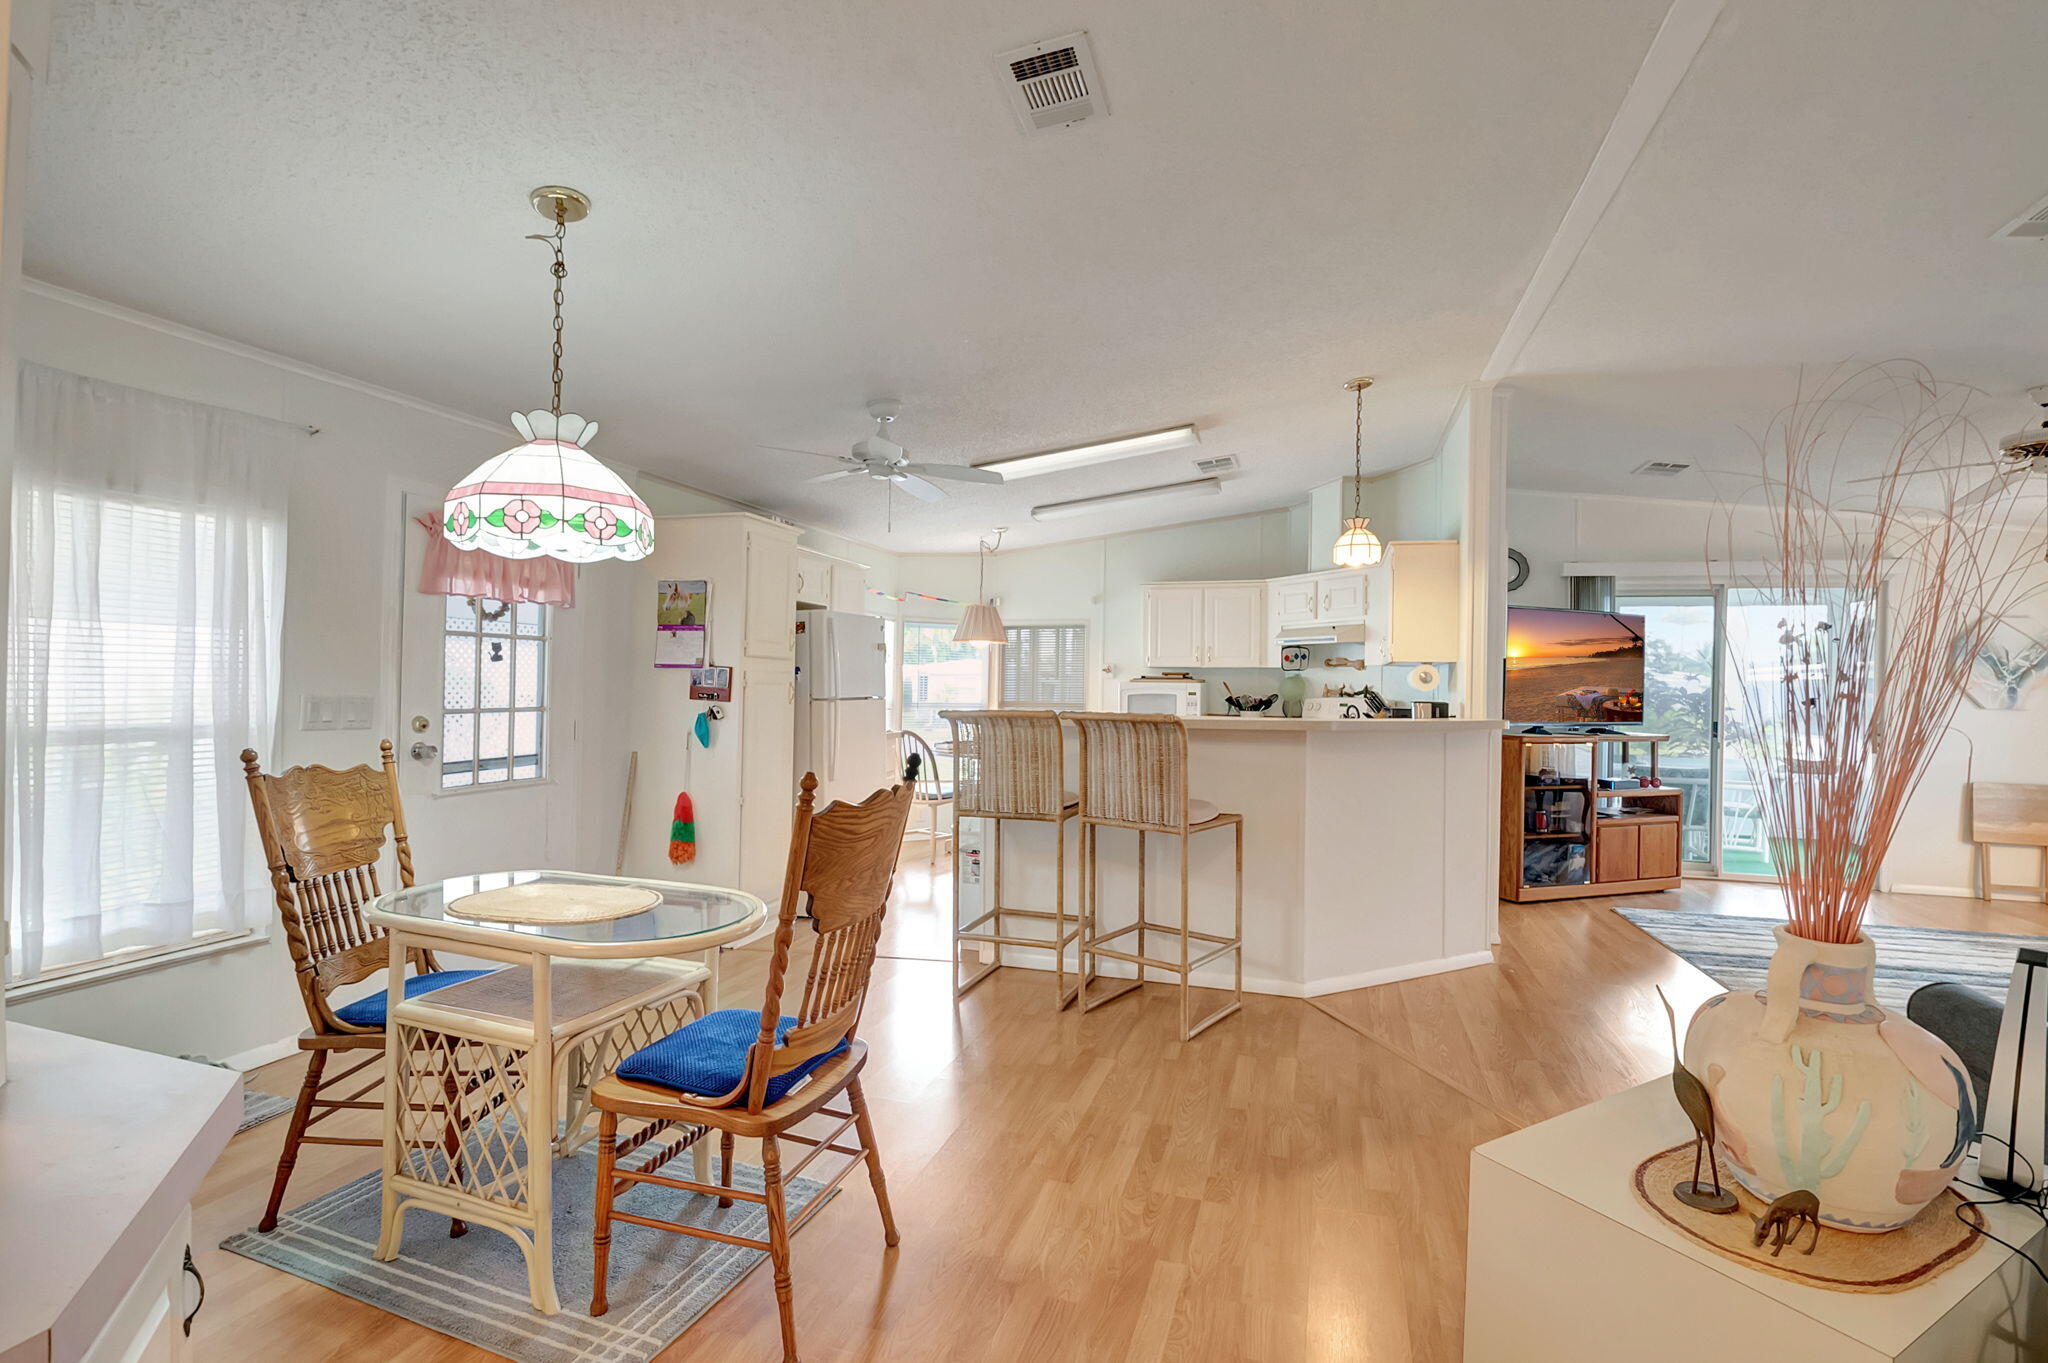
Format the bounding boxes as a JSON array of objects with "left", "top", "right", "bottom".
[
  {"left": 1846, "top": 462, "right": 1998, "bottom": 486},
  {"left": 888, "top": 473, "right": 947, "bottom": 502},
  {"left": 808, "top": 467, "right": 863, "bottom": 484},
  {"left": 1955, "top": 468, "right": 2028, "bottom": 511},
  {"left": 901, "top": 462, "right": 1005, "bottom": 485}
]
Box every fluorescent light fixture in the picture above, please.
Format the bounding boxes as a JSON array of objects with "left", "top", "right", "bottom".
[
  {"left": 975, "top": 424, "right": 1200, "bottom": 479},
  {"left": 1030, "top": 476, "right": 1222, "bottom": 522}
]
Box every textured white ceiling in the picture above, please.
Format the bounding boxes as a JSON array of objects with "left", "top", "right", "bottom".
[
  {"left": 25, "top": 0, "right": 1670, "bottom": 550},
  {"left": 1504, "top": 0, "right": 2048, "bottom": 499}
]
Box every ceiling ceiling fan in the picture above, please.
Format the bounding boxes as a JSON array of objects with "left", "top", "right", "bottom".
[
  {"left": 777, "top": 400, "right": 1006, "bottom": 503},
  {"left": 1847, "top": 384, "right": 2048, "bottom": 511}
]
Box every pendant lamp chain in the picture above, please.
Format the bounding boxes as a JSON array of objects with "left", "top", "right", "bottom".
[
  {"left": 534, "top": 199, "right": 569, "bottom": 417},
  {"left": 1352, "top": 380, "right": 1365, "bottom": 517}
]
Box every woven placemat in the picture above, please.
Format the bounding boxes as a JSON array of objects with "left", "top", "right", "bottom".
[
  {"left": 1631, "top": 1143, "right": 1984, "bottom": 1293},
  {"left": 445, "top": 882, "right": 661, "bottom": 924}
]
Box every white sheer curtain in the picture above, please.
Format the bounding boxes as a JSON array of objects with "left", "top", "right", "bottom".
[{"left": 8, "top": 363, "right": 294, "bottom": 981}]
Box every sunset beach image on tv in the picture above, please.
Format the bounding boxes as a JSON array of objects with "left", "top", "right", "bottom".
[{"left": 1504, "top": 606, "right": 1647, "bottom": 724}]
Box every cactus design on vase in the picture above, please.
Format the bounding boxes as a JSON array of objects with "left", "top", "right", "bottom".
[{"left": 1685, "top": 926, "right": 1976, "bottom": 1232}]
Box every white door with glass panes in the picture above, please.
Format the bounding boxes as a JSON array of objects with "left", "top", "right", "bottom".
[{"left": 396, "top": 493, "right": 583, "bottom": 878}]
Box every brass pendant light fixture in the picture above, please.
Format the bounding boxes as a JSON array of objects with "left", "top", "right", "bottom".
[{"left": 1331, "top": 377, "right": 1385, "bottom": 568}]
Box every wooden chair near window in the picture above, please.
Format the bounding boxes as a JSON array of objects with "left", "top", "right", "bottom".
[
  {"left": 240, "top": 741, "right": 492, "bottom": 1234},
  {"left": 586, "top": 775, "right": 912, "bottom": 1362},
  {"left": 895, "top": 728, "right": 954, "bottom": 864},
  {"left": 940, "top": 708, "right": 1083, "bottom": 1003},
  {"left": 1066, "top": 712, "right": 1244, "bottom": 1041}
]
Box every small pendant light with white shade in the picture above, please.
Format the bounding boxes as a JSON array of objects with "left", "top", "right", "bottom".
[
  {"left": 954, "top": 528, "right": 1008, "bottom": 646},
  {"left": 1330, "top": 377, "right": 1385, "bottom": 568},
  {"left": 442, "top": 187, "right": 652, "bottom": 565}
]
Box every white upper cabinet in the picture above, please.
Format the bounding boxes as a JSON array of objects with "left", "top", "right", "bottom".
[
  {"left": 1268, "top": 575, "right": 1322, "bottom": 629},
  {"left": 1143, "top": 584, "right": 1206, "bottom": 667},
  {"left": 795, "top": 549, "right": 869, "bottom": 614},
  {"left": 1141, "top": 582, "right": 1265, "bottom": 668},
  {"left": 1315, "top": 569, "right": 1368, "bottom": 624},
  {"left": 794, "top": 550, "right": 832, "bottom": 607},
  {"left": 1267, "top": 567, "right": 1370, "bottom": 629},
  {"left": 742, "top": 526, "right": 798, "bottom": 659},
  {"left": 1202, "top": 583, "right": 1266, "bottom": 667},
  {"left": 1386, "top": 539, "right": 1461, "bottom": 663},
  {"left": 828, "top": 562, "right": 867, "bottom": 614}
]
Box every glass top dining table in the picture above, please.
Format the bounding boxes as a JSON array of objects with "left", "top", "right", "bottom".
[{"left": 367, "top": 868, "right": 767, "bottom": 959}]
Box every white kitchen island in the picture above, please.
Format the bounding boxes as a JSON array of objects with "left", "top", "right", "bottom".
[{"left": 955, "top": 716, "right": 1504, "bottom": 998}]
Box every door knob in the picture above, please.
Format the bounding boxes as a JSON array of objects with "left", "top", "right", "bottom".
[{"left": 410, "top": 741, "right": 440, "bottom": 762}]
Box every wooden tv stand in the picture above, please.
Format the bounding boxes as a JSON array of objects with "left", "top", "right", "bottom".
[{"left": 1500, "top": 732, "right": 1683, "bottom": 902}]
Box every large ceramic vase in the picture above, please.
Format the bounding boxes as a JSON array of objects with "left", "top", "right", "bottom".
[{"left": 1682, "top": 925, "right": 1978, "bottom": 1232}]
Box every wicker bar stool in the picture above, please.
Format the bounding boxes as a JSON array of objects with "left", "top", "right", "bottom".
[
  {"left": 941, "top": 709, "right": 1082, "bottom": 1004},
  {"left": 1066, "top": 712, "right": 1244, "bottom": 1041}
]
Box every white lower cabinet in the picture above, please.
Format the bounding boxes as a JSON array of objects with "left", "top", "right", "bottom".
[{"left": 82, "top": 1206, "right": 196, "bottom": 1363}]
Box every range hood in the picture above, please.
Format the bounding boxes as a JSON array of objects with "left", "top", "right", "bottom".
[{"left": 1274, "top": 622, "right": 1368, "bottom": 645}]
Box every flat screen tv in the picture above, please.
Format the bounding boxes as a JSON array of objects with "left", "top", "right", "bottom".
[{"left": 1504, "top": 606, "right": 1647, "bottom": 726}]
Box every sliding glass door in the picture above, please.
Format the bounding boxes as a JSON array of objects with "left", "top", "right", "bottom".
[
  {"left": 1621, "top": 585, "right": 1878, "bottom": 881},
  {"left": 1624, "top": 595, "right": 1720, "bottom": 872}
]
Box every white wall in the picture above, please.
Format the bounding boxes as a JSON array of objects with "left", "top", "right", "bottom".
[
  {"left": 5, "top": 287, "right": 639, "bottom": 1060},
  {"left": 1507, "top": 486, "right": 2048, "bottom": 895}
]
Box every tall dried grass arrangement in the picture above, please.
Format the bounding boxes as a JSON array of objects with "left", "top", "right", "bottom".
[{"left": 1714, "top": 363, "right": 2047, "bottom": 944}]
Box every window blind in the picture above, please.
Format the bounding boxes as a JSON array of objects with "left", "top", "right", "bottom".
[{"left": 1002, "top": 625, "right": 1087, "bottom": 708}]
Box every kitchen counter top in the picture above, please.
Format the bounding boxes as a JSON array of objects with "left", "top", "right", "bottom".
[
  {"left": 1180, "top": 716, "right": 1504, "bottom": 732},
  {"left": 1, "top": 1023, "right": 240, "bottom": 1362}
]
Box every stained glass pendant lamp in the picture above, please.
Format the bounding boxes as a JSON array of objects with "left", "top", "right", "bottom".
[
  {"left": 442, "top": 187, "right": 652, "bottom": 564},
  {"left": 1330, "top": 377, "right": 1384, "bottom": 569}
]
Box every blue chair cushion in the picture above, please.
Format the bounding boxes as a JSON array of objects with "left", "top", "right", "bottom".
[
  {"left": 615, "top": 1007, "right": 850, "bottom": 1104},
  {"left": 333, "top": 969, "right": 497, "bottom": 1027}
]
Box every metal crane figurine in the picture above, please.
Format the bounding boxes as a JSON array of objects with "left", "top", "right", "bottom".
[{"left": 1659, "top": 987, "right": 1740, "bottom": 1214}]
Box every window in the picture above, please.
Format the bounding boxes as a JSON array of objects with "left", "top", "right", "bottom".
[
  {"left": 440, "top": 597, "right": 547, "bottom": 788},
  {"left": 898, "top": 620, "right": 987, "bottom": 744},
  {"left": 1002, "top": 624, "right": 1088, "bottom": 708},
  {"left": 8, "top": 362, "right": 291, "bottom": 985}
]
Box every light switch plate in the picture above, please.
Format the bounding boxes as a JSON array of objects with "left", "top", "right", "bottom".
[{"left": 301, "top": 695, "right": 374, "bottom": 731}]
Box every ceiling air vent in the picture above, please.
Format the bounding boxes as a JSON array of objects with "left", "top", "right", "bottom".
[
  {"left": 1994, "top": 190, "right": 2048, "bottom": 240},
  {"left": 996, "top": 32, "right": 1106, "bottom": 132},
  {"left": 1633, "top": 459, "right": 1692, "bottom": 477},
  {"left": 1193, "top": 454, "right": 1238, "bottom": 476}
]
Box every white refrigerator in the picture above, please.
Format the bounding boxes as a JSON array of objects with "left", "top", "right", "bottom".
[{"left": 793, "top": 609, "right": 895, "bottom": 807}]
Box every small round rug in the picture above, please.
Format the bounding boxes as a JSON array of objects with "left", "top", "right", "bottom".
[
  {"left": 1631, "top": 1143, "right": 1984, "bottom": 1293},
  {"left": 445, "top": 882, "right": 661, "bottom": 924}
]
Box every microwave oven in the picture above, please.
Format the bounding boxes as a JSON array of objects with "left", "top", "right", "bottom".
[{"left": 1119, "top": 678, "right": 1204, "bottom": 716}]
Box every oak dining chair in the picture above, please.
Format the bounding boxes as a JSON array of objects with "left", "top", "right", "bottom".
[
  {"left": 1064, "top": 712, "right": 1245, "bottom": 1041},
  {"left": 240, "top": 740, "right": 493, "bottom": 1234},
  {"left": 586, "top": 775, "right": 913, "bottom": 1362}
]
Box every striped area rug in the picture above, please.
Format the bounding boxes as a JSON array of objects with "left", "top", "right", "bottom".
[
  {"left": 1613, "top": 909, "right": 2035, "bottom": 1012},
  {"left": 223, "top": 1148, "right": 832, "bottom": 1362},
  {"left": 238, "top": 1087, "right": 294, "bottom": 1133}
]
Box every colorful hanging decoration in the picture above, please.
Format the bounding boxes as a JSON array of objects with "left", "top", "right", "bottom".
[{"left": 668, "top": 792, "right": 696, "bottom": 865}]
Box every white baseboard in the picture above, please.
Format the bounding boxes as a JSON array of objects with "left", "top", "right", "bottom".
[
  {"left": 222, "top": 1034, "right": 301, "bottom": 1072},
  {"left": 1886, "top": 883, "right": 1979, "bottom": 900},
  {"left": 1300, "top": 951, "right": 1496, "bottom": 998},
  {"left": 949, "top": 944, "right": 1494, "bottom": 1000}
]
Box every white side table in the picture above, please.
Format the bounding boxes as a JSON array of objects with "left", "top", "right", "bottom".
[{"left": 1466, "top": 1081, "right": 2047, "bottom": 1362}]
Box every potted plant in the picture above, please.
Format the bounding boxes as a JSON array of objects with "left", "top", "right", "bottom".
[{"left": 1684, "top": 364, "right": 2046, "bottom": 1231}]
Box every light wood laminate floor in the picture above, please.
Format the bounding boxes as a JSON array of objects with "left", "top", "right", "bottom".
[{"left": 194, "top": 862, "right": 2046, "bottom": 1361}]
